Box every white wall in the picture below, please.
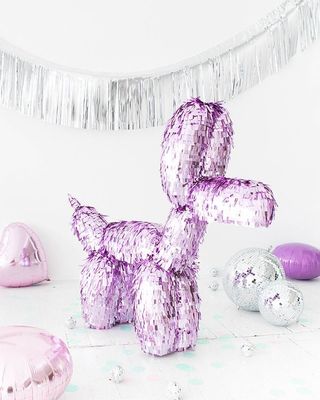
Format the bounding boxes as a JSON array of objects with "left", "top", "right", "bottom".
[
  {"left": 0, "top": 0, "right": 280, "bottom": 73},
  {"left": 0, "top": 20, "right": 319, "bottom": 280}
]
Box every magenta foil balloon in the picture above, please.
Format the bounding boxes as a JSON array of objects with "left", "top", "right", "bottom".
[
  {"left": 273, "top": 243, "right": 320, "bottom": 280},
  {"left": 0, "top": 326, "right": 73, "bottom": 400},
  {"left": 0, "top": 223, "right": 48, "bottom": 287},
  {"left": 70, "top": 98, "right": 277, "bottom": 356}
]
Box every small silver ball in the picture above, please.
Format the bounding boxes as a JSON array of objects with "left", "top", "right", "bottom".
[
  {"left": 211, "top": 268, "right": 218, "bottom": 277},
  {"left": 241, "top": 343, "right": 255, "bottom": 357},
  {"left": 65, "top": 316, "right": 77, "bottom": 329},
  {"left": 209, "top": 280, "right": 219, "bottom": 291},
  {"left": 109, "top": 365, "right": 124, "bottom": 383},
  {"left": 167, "top": 381, "right": 182, "bottom": 400}
]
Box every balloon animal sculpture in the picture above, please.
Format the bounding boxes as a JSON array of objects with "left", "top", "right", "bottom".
[{"left": 69, "top": 98, "right": 276, "bottom": 356}]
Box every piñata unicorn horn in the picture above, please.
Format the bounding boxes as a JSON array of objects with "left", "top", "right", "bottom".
[{"left": 70, "top": 98, "right": 276, "bottom": 356}]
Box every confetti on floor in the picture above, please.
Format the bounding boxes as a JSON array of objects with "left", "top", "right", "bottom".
[{"left": 1, "top": 276, "right": 320, "bottom": 399}]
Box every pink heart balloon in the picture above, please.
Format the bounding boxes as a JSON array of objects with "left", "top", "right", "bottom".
[
  {"left": 0, "top": 326, "right": 73, "bottom": 400},
  {"left": 0, "top": 223, "right": 48, "bottom": 287}
]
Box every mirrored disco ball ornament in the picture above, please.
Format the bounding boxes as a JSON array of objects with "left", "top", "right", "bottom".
[
  {"left": 65, "top": 316, "right": 77, "bottom": 329},
  {"left": 241, "top": 343, "right": 255, "bottom": 357},
  {"left": 109, "top": 365, "right": 124, "bottom": 383},
  {"left": 258, "top": 282, "right": 304, "bottom": 326},
  {"left": 167, "top": 381, "right": 182, "bottom": 400},
  {"left": 211, "top": 268, "right": 218, "bottom": 277},
  {"left": 209, "top": 280, "right": 219, "bottom": 291},
  {"left": 223, "top": 248, "right": 285, "bottom": 311}
]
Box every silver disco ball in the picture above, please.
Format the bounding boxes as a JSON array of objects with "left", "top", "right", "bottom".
[
  {"left": 258, "top": 282, "right": 304, "bottom": 326},
  {"left": 222, "top": 248, "right": 285, "bottom": 311}
]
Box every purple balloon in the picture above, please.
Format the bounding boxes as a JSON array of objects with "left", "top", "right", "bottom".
[
  {"left": 70, "top": 98, "right": 277, "bottom": 356},
  {"left": 273, "top": 243, "right": 320, "bottom": 280}
]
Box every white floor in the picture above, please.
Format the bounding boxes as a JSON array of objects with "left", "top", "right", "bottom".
[{"left": 1, "top": 271, "right": 320, "bottom": 400}]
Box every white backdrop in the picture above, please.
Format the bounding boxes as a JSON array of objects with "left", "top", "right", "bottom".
[{"left": 0, "top": 1, "right": 319, "bottom": 280}]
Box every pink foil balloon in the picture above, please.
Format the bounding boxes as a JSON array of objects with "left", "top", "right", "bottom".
[
  {"left": 0, "top": 326, "right": 73, "bottom": 400},
  {"left": 0, "top": 223, "right": 48, "bottom": 287},
  {"left": 273, "top": 243, "right": 320, "bottom": 280},
  {"left": 70, "top": 98, "right": 277, "bottom": 356}
]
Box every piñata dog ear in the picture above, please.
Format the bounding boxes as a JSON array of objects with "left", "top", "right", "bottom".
[
  {"left": 189, "top": 177, "right": 276, "bottom": 227},
  {"left": 160, "top": 98, "right": 233, "bottom": 208}
]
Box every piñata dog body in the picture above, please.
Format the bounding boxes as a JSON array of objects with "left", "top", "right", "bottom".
[{"left": 70, "top": 98, "right": 276, "bottom": 356}]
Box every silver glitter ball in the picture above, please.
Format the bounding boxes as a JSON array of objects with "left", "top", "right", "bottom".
[
  {"left": 209, "top": 280, "right": 219, "bottom": 291},
  {"left": 258, "top": 282, "right": 304, "bottom": 326},
  {"left": 211, "top": 268, "right": 218, "bottom": 277},
  {"left": 167, "top": 381, "right": 182, "bottom": 400},
  {"left": 222, "top": 248, "right": 285, "bottom": 311},
  {"left": 65, "top": 316, "right": 77, "bottom": 329},
  {"left": 241, "top": 343, "right": 255, "bottom": 357},
  {"left": 109, "top": 365, "right": 124, "bottom": 383}
]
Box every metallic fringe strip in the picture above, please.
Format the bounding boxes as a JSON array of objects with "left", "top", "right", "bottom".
[{"left": 0, "top": 0, "right": 319, "bottom": 131}]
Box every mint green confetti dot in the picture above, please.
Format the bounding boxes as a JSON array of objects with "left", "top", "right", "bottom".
[
  {"left": 120, "top": 324, "right": 133, "bottom": 332},
  {"left": 221, "top": 343, "right": 235, "bottom": 350},
  {"left": 182, "top": 351, "right": 195, "bottom": 358},
  {"left": 102, "top": 360, "right": 119, "bottom": 372},
  {"left": 66, "top": 384, "right": 79, "bottom": 393},
  {"left": 197, "top": 338, "right": 210, "bottom": 345},
  {"left": 188, "top": 378, "right": 203, "bottom": 385},
  {"left": 123, "top": 348, "right": 135, "bottom": 356},
  {"left": 255, "top": 343, "right": 268, "bottom": 350},
  {"left": 131, "top": 366, "right": 145, "bottom": 373},
  {"left": 211, "top": 362, "right": 224, "bottom": 368},
  {"left": 213, "top": 314, "right": 223, "bottom": 320},
  {"left": 269, "top": 388, "right": 285, "bottom": 397},
  {"left": 296, "top": 387, "right": 312, "bottom": 395},
  {"left": 290, "top": 378, "right": 305, "bottom": 385},
  {"left": 218, "top": 334, "right": 234, "bottom": 341},
  {"left": 176, "top": 363, "right": 194, "bottom": 372}
]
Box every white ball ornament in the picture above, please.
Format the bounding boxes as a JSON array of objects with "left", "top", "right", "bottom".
[
  {"left": 241, "top": 343, "right": 255, "bottom": 357},
  {"left": 109, "top": 365, "right": 125, "bottom": 383},
  {"left": 209, "top": 280, "right": 219, "bottom": 291},
  {"left": 65, "top": 316, "right": 77, "bottom": 329},
  {"left": 167, "top": 381, "right": 182, "bottom": 400},
  {"left": 211, "top": 268, "right": 218, "bottom": 277}
]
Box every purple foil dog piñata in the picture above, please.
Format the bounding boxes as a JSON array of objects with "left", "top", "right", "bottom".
[{"left": 69, "top": 98, "right": 276, "bottom": 356}]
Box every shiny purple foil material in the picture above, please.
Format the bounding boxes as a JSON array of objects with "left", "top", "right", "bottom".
[
  {"left": 190, "top": 177, "right": 276, "bottom": 227},
  {"left": 70, "top": 98, "right": 277, "bottom": 356},
  {"left": 273, "top": 243, "right": 320, "bottom": 280},
  {"left": 161, "top": 98, "right": 233, "bottom": 207}
]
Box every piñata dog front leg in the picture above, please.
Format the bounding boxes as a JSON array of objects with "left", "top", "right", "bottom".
[
  {"left": 133, "top": 208, "right": 206, "bottom": 356},
  {"left": 133, "top": 265, "right": 200, "bottom": 356},
  {"left": 134, "top": 265, "right": 177, "bottom": 356}
]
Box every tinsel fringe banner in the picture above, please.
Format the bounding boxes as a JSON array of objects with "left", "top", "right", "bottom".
[{"left": 0, "top": 0, "right": 319, "bottom": 131}]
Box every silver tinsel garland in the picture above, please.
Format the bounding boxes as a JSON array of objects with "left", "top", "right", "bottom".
[{"left": 0, "top": 0, "right": 319, "bottom": 131}]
